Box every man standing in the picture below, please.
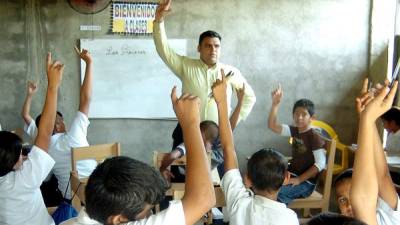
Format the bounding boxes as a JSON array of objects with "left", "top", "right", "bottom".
[{"left": 153, "top": 0, "right": 256, "bottom": 148}]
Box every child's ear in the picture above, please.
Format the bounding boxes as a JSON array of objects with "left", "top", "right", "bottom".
[
  {"left": 282, "top": 171, "right": 291, "bottom": 185},
  {"left": 107, "top": 214, "right": 128, "bottom": 225},
  {"left": 244, "top": 174, "right": 253, "bottom": 189},
  {"left": 197, "top": 45, "right": 201, "bottom": 53}
]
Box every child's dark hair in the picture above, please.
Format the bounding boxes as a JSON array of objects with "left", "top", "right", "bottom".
[
  {"left": 334, "top": 169, "right": 353, "bottom": 188},
  {"left": 35, "top": 111, "right": 63, "bottom": 128},
  {"left": 293, "top": 98, "right": 315, "bottom": 116},
  {"left": 199, "top": 30, "right": 222, "bottom": 45},
  {"left": 308, "top": 212, "right": 367, "bottom": 225},
  {"left": 0, "top": 131, "right": 22, "bottom": 176},
  {"left": 247, "top": 148, "right": 287, "bottom": 192},
  {"left": 381, "top": 107, "right": 400, "bottom": 126},
  {"left": 85, "top": 156, "right": 169, "bottom": 223},
  {"left": 200, "top": 120, "right": 219, "bottom": 143}
]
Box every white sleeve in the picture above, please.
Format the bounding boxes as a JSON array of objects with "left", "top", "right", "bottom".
[
  {"left": 67, "top": 111, "right": 90, "bottom": 147},
  {"left": 176, "top": 143, "right": 186, "bottom": 156},
  {"left": 221, "top": 169, "right": 251, "bottom": 216},
  {"left": 129, "top": 200, "right": 185, "bottom": 225},
  {"left": 312, "top": 148, "right": 326, "bottom": 172},
  {"left": 376, "top": 196, "right": 400, "bottom": 225},
  {"left": 17, "top": 145, "right": 55, "bottom": 189},
  {"left": 24, "top": 120, "right": 38, "bottom": 139},
  {"left": 280, "top": 124, "right": 291, "bottom": 137}
]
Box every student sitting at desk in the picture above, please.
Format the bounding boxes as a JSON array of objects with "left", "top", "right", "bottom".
[
  {"left": 21, "top": 47, "right": 97, "bottom": 202},
  {"left": 381, "top": 107, "right": 400, "bottom": 156},
  {"left": 61, "top": 87, "right": 216, "bottom": 225}
]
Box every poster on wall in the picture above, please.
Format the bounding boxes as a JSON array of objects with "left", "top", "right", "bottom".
[{"left": 111, "top": 2, "right": 158, "bottom": 35}]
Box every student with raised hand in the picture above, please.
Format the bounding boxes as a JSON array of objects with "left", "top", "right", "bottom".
[
  {"left": 21, "top": 47, "right": 97, "bottom": 201},
  {"left": 153, "top": 0, "right": 256, "bottom": 149},
  {"left": 351, "top": 78, "right": 400, "bottom": 225},
  {"left": 0, "top": 52, "right": 64, "bottom": 225},
  {"left": 61, "top": 87, "right": 215, "bottom": 225},
  {"left": 214, "top": 70, "right": 298, "bottom": 225}
]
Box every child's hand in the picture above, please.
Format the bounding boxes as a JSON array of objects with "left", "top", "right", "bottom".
[
  {"left": 171, "top": 86, "right": 200, "bottom": 128},
  {"left": 355, "top": 78, "right": 371, "bottom": 115},
  {"left": 236, "top": 83, "right": 245, "bottom": 104},
  {"left": 46, "top": 52, "right": 64, "bottom": 88},
  {"left": 155, "top": 0, "right": 171, "bottom": 22},
  {"left": 271, "top": 84, "right": 283, "bottom": 105},
  {"left": 27, "top": 81, "right": 38, "bottom": 96},
  {"left": 75, "top": 46, "right": 92, "bottom": 64},
  {"left": 211, "top": 69, "right": 228, "bottom": 104},
  {"left": 361, "top": 80, "right": 398, "bottom": 121},
  {"left": 288, "top": 177, "right": 301, "bottom": 186},
  {"left": 160, "top": 168, "right": 175, "bottom": 183}
]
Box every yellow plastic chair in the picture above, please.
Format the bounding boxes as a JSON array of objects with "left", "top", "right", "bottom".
[{"left": 311, "top": 120, "right": 349, "bottom": 175}]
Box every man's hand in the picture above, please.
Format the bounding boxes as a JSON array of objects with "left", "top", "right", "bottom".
[
  {"left": 46, "top": 52, "right": 64, "bottom": 88},
  {"left": 27, "top": 81, "right": 38, "bottom": 96},
  {"left": 171, "top": 86, "right": 200, "bottom": 129},
  {"left": 75, "top": 46, "right": 92, "bottom": 64},
  {"left": 271, "top": 84, "right": 283, "bottom": 106},
  {"left": 212, "top": 69, "right": 228, "bottom": 104},
  {"left": 155, "top": 0, "right": 171, "bottom": 22}
]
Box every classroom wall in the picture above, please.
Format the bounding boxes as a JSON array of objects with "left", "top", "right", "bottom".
[{"left": 0, "top": 0, "right": 371, "bottom": 169}]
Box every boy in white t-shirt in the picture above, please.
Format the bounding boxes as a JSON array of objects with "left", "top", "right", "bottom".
[
  {"left": 381, "top": 107, "right": 400, "bottom": 155},
  {"left": 351, "top": 78, "right": 400, "bottom": 225},
  {"left": 0, "top": 53, "right": 64, "bottom": 225},
  {"left": 212, "top": 71, "right": 299, "bottom": 225},
  {"left": 21, "top": 47, "right": 96, "bottom": 200},
  {"left": 61, "top": 86, "right": 216, "bottom": 225}
]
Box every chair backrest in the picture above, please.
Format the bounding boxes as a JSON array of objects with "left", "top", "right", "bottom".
[
  {"left": 321, "top": 138, "right": 336, "bottom": 203},
  {"left": 311, "top": 120, "right": 338, "bottom": 140},
  {"left": 71, "top": 143, "right": 121, "bottom": 172}
]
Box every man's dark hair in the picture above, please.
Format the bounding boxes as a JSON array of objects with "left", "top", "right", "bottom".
[
  {"left": 247, "top": 148, "right": 287, "bottom": 192},
  {"left": 293, "top": 98, "right": 315, "bottom": 116},
  {"left": 198, "top": 30, "right": 222, "bottom": 45},
  {"left": 0, "top": 131, "right": 22, "bottom": 176},
  {"left": 308, "top": 212, "right": 367, "bottom": 225},
  {"left": 35, "top": 111, "right": 63, "bottom": 128},
  {"left": 381, "top": 107, "right": 400, "bottom": 126},
  {"left": 85, "top": 156, "right": 169, "bottom": 223},
  {"left": 200, "top": 120, "right": 219, "bottom": 143},
  {"left": 334, "top": 168, "right": 353, "bottom": 188}
]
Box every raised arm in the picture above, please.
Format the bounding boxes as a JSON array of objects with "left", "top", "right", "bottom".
[
  {"left": 229, "top": 83, "right": 245, "bottom": 131},
  {"left": 351, "top": 79, "right": 398, "bottom": 225},
  {"left": 170, "top": 87, "right": 215, "bottom": 225},
  {"left": 35, "top": 53, "right": 64, "bottom": 151},
  {"left": 159, "top": 149, "right": 182, "bottom": 181},
  {"left": 21, "top": 81, "right": 38, "bottom": 125},
  {"left": 213, "top": 69, "right": 238, "bottom": 171},
  {"left": 268, "top": 84, "right": 283, "bottom": 134},
  {"left": 75, "top": 46, "right": 93, "bottom": 116}
]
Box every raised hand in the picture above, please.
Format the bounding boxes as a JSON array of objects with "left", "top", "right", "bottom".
[
  {"left": 46, "top": 52, "right": 64, "bottom": 88},
  {"left": 75, "top": 46, "right": 92, "bottom": 64},
  {"left": 27, "top": 81, "right": 38, "bottom": 96},
  {"left": 155, "top": 0, "right": 171, "bottom": 22},
  {"left": 170, "top": 86, "right": 200, "bottom": 128},
  {"left": 355, "top": 78, "right": 370, "bottom": 115},
  {"left": 271, "top": 84, "right": 283, "bottom": 106},
  {"left": 212, "top": 69, "right": 228, "bottom": 104},
  {"left": 236, "top": 83, "right": 245, "bottom": 104}
]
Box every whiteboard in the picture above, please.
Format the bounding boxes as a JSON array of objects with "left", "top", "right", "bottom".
[{"left": 80, "top": 39, "right": 186, "bottom": 119}]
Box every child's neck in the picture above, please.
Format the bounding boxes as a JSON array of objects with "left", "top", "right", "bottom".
[
  {"left": 253, "top": 189, "right": 279, "bottom": 201},
  {"left": 298, "top": 124, "right": 311, "bottom": 133}
]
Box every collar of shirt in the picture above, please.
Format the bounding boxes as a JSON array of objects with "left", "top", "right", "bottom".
[{"left": 253, "top": 195, "right": 288, "bottom": 209}]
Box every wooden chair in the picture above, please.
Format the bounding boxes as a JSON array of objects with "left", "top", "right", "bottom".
[
  {"left": 311, "top": 120, "right": 348, "bottom": 175},
  {"left": 288, "top": 138, "right": 336, "bottom": 216},
  {"left": 11, "top": 128, "right": 24, "bottom": 140},
  {"left": 70, "top": 143, "right": 121, "bottom": 211}
]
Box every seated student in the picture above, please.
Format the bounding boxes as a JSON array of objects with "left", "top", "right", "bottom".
[
  {"left": 307, "top": 212, "right": 367, "bottom": 225},
  {"left": 351, "top": 78, "right": 400, "bottom": 225},
  {"left": 334, "top": 169, "right": 354, "bottom": 217},
  {"left": 213, "top": 71, "right": 298, "bottom": 225},
  {"left": 267, "top": 84, "right": 326, "bottom": 204},
  {"left": 0, "top": 53, "right": 64, "bottom": 225},
  {"left": 381, "top": 107, "right": 400, "bottom": 155},
  {"left": 159, "top": 120, "right": 219, "bottom": 182},
  {"left": 21, "top": 47, "right": 96, "bottom": 201},
  {"left": 61, "top": 87, "right": 216, "bottom": 225}
]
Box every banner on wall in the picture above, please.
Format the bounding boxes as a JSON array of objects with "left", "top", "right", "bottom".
[{"left": 111, "top": 2, "right": 157, "bottom": 35}]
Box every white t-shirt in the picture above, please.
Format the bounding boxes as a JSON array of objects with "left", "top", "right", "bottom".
[
  {"left": 0, "top": 145, "right": 55, "bottom": 225},
  {"left": 221, "top": 169, "right": 299, "bottom": 225},
  {"left": 24, "top": 111, "right": 97, "bottom": 199},
  {"left": 377, "top": 196, "right": 400, "bottom": 225},
  {"left": 61, "top": 200, "right": 185, "bottom": 225},
  {"left": 385, "top": 130, "right": 400, "bottom": 156}
]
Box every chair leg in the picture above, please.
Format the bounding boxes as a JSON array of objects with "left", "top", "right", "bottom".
[{"left": 303, "top": 208, "right": 311, "bottom": 217}]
